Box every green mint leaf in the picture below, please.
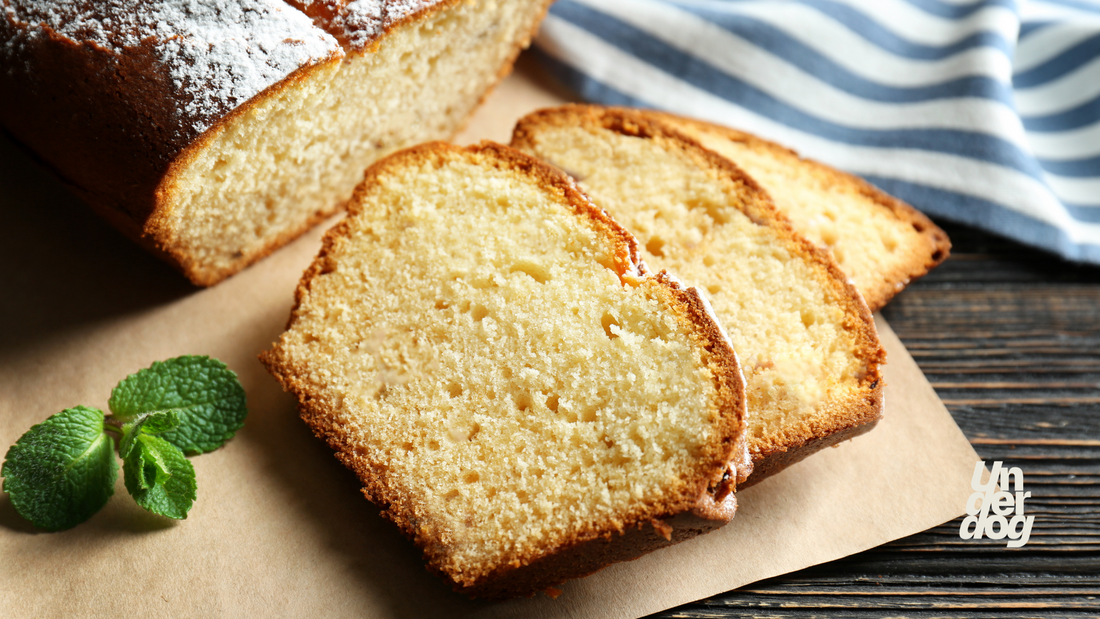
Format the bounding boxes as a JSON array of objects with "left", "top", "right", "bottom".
[
  {"left": 1, "top": 406, "right": 117, "bottom": 531},
  {"left": 118, "top": 411, "right": 180, "bottom": 459},
  {"left": 123, "top": 435, "right": 195, "bottom": 520},
  {"left": 108, "top": 356, "right": 247, "bottom": 455}
]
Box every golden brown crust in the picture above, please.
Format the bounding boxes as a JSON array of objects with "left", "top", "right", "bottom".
[
  {"left": 511, "top": 104, "right": 886, "bottom": 486},
  {"left": 261, "top": 140, "right": 750, "bottom": 598},
  {"left": 639, "top": 110, "right": 952, "bottom": 311}
]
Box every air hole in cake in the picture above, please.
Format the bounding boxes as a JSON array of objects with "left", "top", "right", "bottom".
[
  {"left": 448, "top": 422, "right": 480, "bottom": 443},
  {"left": 913, "top": 221, "right": 926, "bottom": 232},
  {"left": 373, "top": 384, "right": 389, "bottom": 400},
  {"left": 470, "top": 277, "right": 498, "bottom": 289},
  {"left": 801, "top": 310, "right": 816, "bottom": 328},
  {"left": 703, "top": 254, "right": 717, "bottom": 267},
  {"left": 463, "top": 471, "right": 480, "bottom": 484},
  {"left": 515, "top": 489, "right": 529, "bottom": 504},
  {"left": 581, "top": 406, "right": 598, "bottom": 423},
  {"left": 686, "top": 197, "right": 730, "bottom": 225},
  {"left": 511, "top": 261, "right": 550, "bottom": 283},
  {"left": 402, "top": 442, "right": 414, "bottom": 452},
  {"left": 447, "top": 382, "right": 463, "bottom": 398},
  {"left": 601, "top": 313, "right": 620, "bottom": 339},
  {"left": 706, "top": 284, "right": 721, "bottom": 296},
  {"left": 820, "top": 227, "right": 838, "bottom": 247},
  {"left": 471, "top": 305, "right": 489, "bottom": 321},
  {"left": 515, "top": 393, "right": 532, "bottom": 411},
  {"left": 545, "top": 394, "right": 559, "bottom": 413},
  {"left": 435, "top": 300, "right": 448, "bottom": 310},
  {"left": 645, "top": 236, "right": 666, "bottom": 257},
  {"left": 443, "top": 489, "right": 460, "bottom": 500},
  {"left": 884, "top": 236, "right": 899, "bottom": 252},
  {"left": 595, "top": 253, "right": 617, "bottom": 271}
]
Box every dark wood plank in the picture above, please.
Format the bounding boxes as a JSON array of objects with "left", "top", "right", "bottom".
[{"left": 650, "top": 220, "right": 1100, "bottom": 618}]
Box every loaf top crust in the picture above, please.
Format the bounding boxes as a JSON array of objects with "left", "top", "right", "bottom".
[
  {"left": 285, "top": 0, "right": 444, "bottom": 50},
  {"left": 2, "top": 0, "right": 342, "bottom": 149},
  {"left": 262, "top": 140, "right": 750, "bottom": 597}
]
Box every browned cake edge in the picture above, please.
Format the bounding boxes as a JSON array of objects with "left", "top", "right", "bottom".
[
  {"left": 260, "top": 140, "right": 750, "bottom": 599},
  {"left": 510, "top": 104, "right": 886, "bottom": 487},
  {"left": 641, "top": 110, "right": 951, "bottom": 311}
]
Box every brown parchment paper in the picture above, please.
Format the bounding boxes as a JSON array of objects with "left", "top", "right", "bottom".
[{"left": 0, "top": 56, "right": 979, "bottom": 618}]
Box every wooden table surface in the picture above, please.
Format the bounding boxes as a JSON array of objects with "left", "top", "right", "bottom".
[{"left": 653, "top": 220, "right": 1100, "bottom": 618}]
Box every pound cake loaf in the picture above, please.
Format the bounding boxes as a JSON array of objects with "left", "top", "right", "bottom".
[
  {"left": 644, "top": 111, "right": 951, "bottom": 311},
  {"left": 0, "top": 0, "right": 552, "bottom": 286},
  {"left": 261, "top": 141, "right": 750, "bottom": 598},
  {"left": 512, "top": 105, "right": 886, "bottom": 486}
]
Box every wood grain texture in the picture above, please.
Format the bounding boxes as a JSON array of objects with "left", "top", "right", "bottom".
[{"left": 651, "top": 220, "right": 1100, "bottom": 618}]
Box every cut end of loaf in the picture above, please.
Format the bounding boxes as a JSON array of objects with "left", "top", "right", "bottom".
[
  {"left": 150, "top": 0, "right": 553, "bottom": 286},
  {"left": 262, "top": 141, "right": 747, "bottom": 597}
]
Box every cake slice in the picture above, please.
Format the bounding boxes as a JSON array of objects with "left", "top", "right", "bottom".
[
  {"left": 643, "top": 111, "right": 951, "bottom": 311},
  {"left": 0, "top": 0, "right": 553, "bottom": 285},
  {"left": 511, "top": 105, "right": 886, "bottom": 486},
  {"left": 261, "top": 141, "right": 749, "bottom": 598}
]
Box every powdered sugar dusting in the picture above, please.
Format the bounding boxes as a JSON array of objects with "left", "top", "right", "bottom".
[
  {"left": 4, "top": 0, "right": 341, "bottom": 138},
  {"left": 286, "top": 0, "right": 441, "bottom": 50}
]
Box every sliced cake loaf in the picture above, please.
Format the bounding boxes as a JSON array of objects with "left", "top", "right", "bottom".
[
  {"left": 261, "top": 141, "right": 750, "bottom": 598},
  {"left": 512, "top": 105, "right": 886, "bottom": 486},
  {"left": 0, "top": 0, "right": 552, "bottom": 285},
  {"left": 644, "top": 111, "right": 951, "bottom": 311}
]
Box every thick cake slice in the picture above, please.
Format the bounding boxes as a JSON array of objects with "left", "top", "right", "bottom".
[
  {"left": 261, "top": 141, "right": 749, "bottom": 598},
  {"left": 512, "top": 105, "right": 886, "bottom": 486},
  {"left": 645, "top": 111, "right": 951, "bottom": 311},
  {"left": 0, "top": 0, "right": 552, "bottom": 285}
]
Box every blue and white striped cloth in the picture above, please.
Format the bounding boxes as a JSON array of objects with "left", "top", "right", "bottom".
[{"left": 531, "top": 0, "right": 1100, "bottom": 264}]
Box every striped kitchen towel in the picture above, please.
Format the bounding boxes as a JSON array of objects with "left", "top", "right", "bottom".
[{"left": 531, "top": 0, "right": 1100, "bottom": 264}]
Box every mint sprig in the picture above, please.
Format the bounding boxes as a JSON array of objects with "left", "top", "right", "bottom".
[
  {"left": 109, "top": 356, "right": 247, "bottom": 455},
  {"left": 1, "top": 406, "right": 117, "bottom": 531},
  {"left": 1, "top": 356, "right": 246, "bottom": 531}
]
